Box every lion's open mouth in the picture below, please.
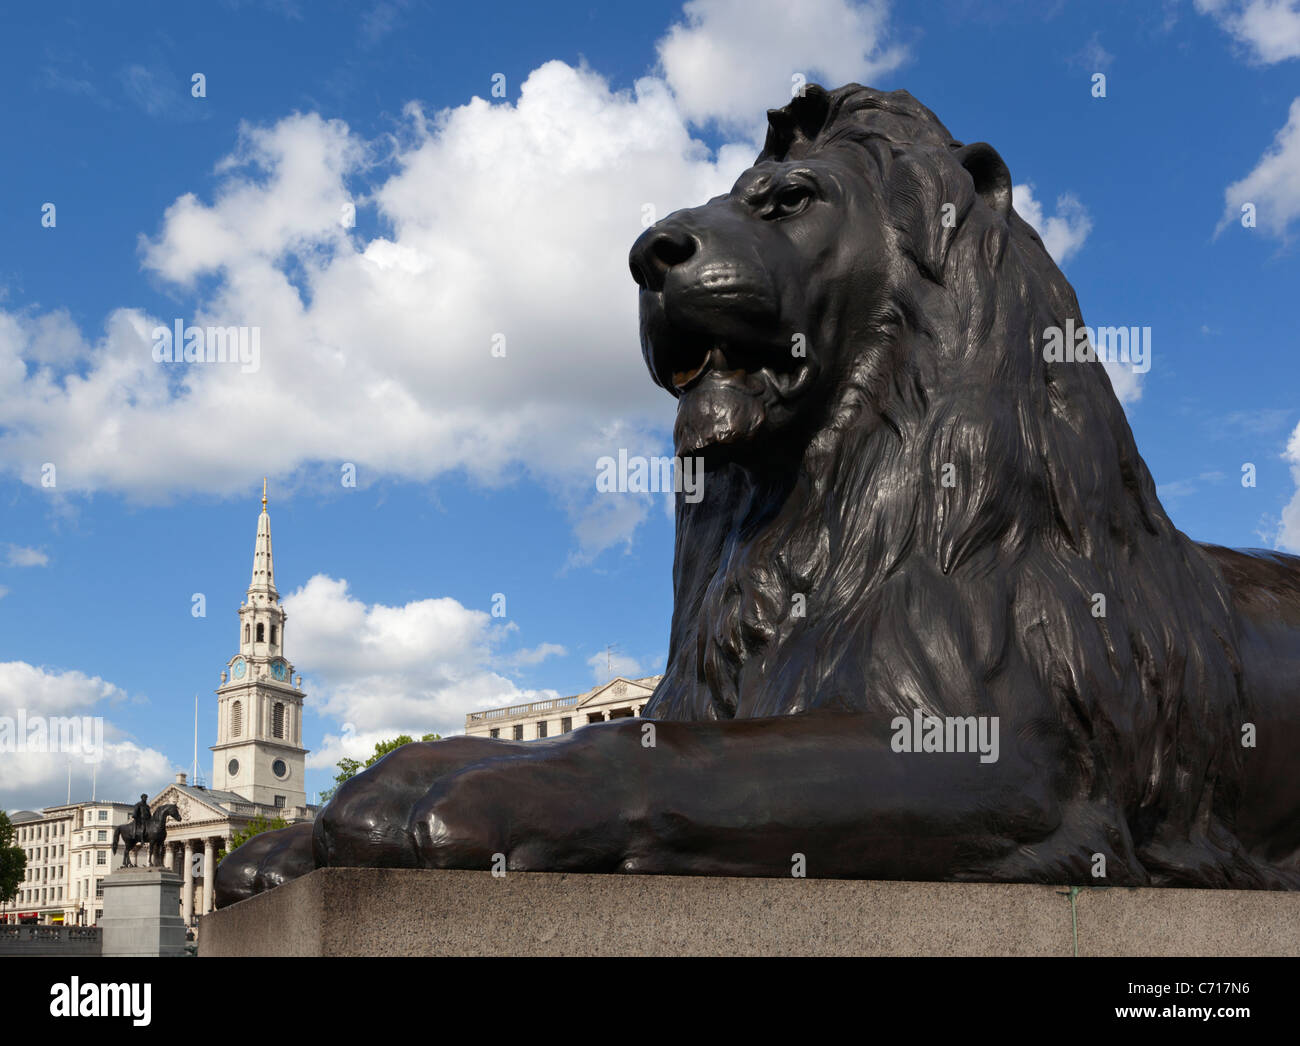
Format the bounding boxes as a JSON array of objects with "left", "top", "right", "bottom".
[{"left": 661, "top": 337, "right": 812, "bottom": 400}]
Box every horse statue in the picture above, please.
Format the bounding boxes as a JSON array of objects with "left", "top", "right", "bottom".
[{"left": 112, "top": 803, "right": 182, "bottom": 869}]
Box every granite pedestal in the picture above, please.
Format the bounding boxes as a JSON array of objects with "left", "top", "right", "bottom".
[
  {"left": 101, "top": 866, "right": 186, "bottom": 958},
  {"left": 198, "top": 867, "right": 1300, "bottom": 957}
]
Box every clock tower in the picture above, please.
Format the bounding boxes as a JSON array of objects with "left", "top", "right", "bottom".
[{"left": 210, "top": 480, "right": 309, "bottom": 809}]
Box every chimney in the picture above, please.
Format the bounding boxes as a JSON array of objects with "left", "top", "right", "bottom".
[{"left": 175, "top": 772, "right": 187, "bottom": 785}]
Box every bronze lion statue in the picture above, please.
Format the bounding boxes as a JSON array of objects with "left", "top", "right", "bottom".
[{"left": 218, "top": 84, "right": 1300, "bottom": 907}]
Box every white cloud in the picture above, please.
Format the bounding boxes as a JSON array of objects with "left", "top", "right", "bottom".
[
  {"left": 1013, "top": 183, "right": 1093, "bottom": 266},
  {"left": 586, "top": 649, "right": 645, "bottom": 682},
  {"left": 505, "top": 642, "right": 567, "bottom": 667},
  {"left": 0, "top": 1, "right": 910, "bottom": 558},
  {"left": 282, "top": 574, "right": 554, "bottom": 764},
  {"left": 1068, "top": 32, "right": 1114, "bottom": 71},
  {"left": 658, "top": 0, "right": 906, "bottom": 133},
  {"left": 1217, "top": 97, "right": 1300, "bottom": 239},
  {"left": 0, "top": 661, "right": 127, "bottom": 714},
  {"left": 1196, "top": 0, "right": 1300, "bottom": 64},
  {"left": 0, "top": 662, "right": 173, "bottom": 810},
  {"left": 1277, "top": 420, "right": 1300, "bottom": 551},
  {"left": 6, "top": 545, "right": 49, "bottom": 567},
  {"left": 0, "top": 62, "right": 746, "bottom": 558}
]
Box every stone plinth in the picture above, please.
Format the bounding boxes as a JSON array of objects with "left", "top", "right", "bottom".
[
  {"left": 198, "top": 868, "right": 1300, "bottom": 957},
  {"left": 101, "top": 867, "right": 186, "bottom": 958}
]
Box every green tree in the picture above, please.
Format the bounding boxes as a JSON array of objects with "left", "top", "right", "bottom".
[
  {"left": 319, "top": 733, "right": 442, "bottom": 803},
  {"left": 217, "top": 815, "right": 288, "bottom": 864},
  {"left": 0, "top": 811, "right": 27, "bottom": 907}
]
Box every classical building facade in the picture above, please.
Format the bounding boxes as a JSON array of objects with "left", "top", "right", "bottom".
[
  {"left": 1, "top": 802, "right": 133, "bottom": 926},
  {"left": 2, "top": 486, "right": 317, "bottom": 928},
  {"left": 464, "top": 675, "right": 663, "bottom": 740}
]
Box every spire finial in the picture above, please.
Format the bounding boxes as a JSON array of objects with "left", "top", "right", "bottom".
[{"left": 262, "top": 477, "right": 268, "bottom": 509}]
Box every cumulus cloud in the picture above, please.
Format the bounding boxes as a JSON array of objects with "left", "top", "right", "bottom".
[
  {"left": 282, "top": 575, "right": 554, "bottom": 766},
  {"left": 1013, "top": 183, "right": 1093, "bottom": 265},
  {"left": 0, "top": 662, "right": 173, "bottom": 810},
  {"left": 1216, "top": 97, "right": 1300, "bottom": 239},
  {"left": 1195, "top": 0, "right": 1300, "bottom": 64},
  {"left": 0, "top": 60, "right": 748, "bottom": 557},
  {"left": 0, "top": 0, "right": 1081, "bottom": 557},
  {"left": 657, "top": 0, "right": 906, "bottom": 133},
  {"left": 1277, "top": 420, "right": 1300, "bottom": 551}
]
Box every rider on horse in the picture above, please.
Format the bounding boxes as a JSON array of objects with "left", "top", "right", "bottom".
[{"left": 132, "top": 794, "right": 151, "bottom": 839}]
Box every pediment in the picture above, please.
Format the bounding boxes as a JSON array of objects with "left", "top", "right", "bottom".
[
  {"left": 150, "top": 785, "right": 228, "bottom": 824},
  {"left": 577, "top": 677, "right": 656, "bottom": 708}
]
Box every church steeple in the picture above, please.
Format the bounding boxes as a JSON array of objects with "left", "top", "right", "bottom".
[
  {"left": 213, "top": 479, "right": 309, "bottom": 811},
  {"left": 249, "top": 477, "right": 278, "bottom": 602}
]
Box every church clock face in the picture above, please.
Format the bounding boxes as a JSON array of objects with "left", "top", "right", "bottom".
[
  {"left": 272, "top": 759, "right": 288, "bottom": 779},
  {"left": 232, "top": 657, "right": 246, "bottom": 679},
  {"left": 271, "top": 660, "right": 287, "bottom": 681}
]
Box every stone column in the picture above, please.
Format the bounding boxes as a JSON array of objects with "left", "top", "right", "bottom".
[
  {"left": 202, "top": 838, "right": 215, "bottom": 915},
  {"left": 182, "top": 840, "right": 194, "bottom": 924}
]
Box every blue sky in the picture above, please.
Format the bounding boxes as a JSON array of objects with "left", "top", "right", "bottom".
[{"left": 1, "top": 0, "right": 1297, "bottom": 810}]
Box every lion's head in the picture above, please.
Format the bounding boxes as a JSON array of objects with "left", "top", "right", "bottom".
[
  {"left": 634, "top": 85, "right": 1252, "bottom": 884},
  {"left": 629, "top": 85, "right": 1016, "bottom": 462}
]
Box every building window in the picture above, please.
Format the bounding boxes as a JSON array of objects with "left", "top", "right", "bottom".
[
  {"left": 274, "top": 795, "right": 286, "bottom": 809},
  {"left": 96, "top": 851, "right": 105, "bottom": 866},
  {"left": 244, "top": 623, "right": 250, "bottom": 643},
  {"left": 513, "top": 724, "right": 524, "bottom": 741},
  {"left": 256, "top": 622, "right": 265, "bottom": 643},
  {"left": 96, "top": 831, "right": 106, "bottom": 842},
  {"left": 587, "top": 712, "right": 605, "bottom": 723},
  {"left": 272, "top": 702, "right": 285, "bottom": 739},
  {"left": 270, "top": 624, "right": 278, "bottom": 646},
  {"left": 561, "top": 717, "right": 572, "bottom": 733},
  {"left": 537, "top": 720, "right": 548, "bottom": 738},
  {"left": 98, "top": 810, "right": 107, "bottom": 821},
  {"left": 489, "top": 728, "right": 499, "bottom": 739},
  {"left": 231, "top": 700, "right": 242, "bottom": 737}
]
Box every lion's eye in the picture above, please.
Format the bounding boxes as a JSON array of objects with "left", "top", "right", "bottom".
[{"left": 767, "top": 185, "right": 813, "bottom": 219}]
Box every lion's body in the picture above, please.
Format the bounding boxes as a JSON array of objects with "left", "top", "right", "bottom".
[
  {"left": 635, "top": 85, "right": 1300, "bottom": 887},
  {"left": 219, "top": 84, "right": 1300, "bottom": 904}
]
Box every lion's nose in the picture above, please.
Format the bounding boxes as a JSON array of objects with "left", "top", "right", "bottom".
[{"left": 629, "top": 221, "right": 698, "bottom": 292}]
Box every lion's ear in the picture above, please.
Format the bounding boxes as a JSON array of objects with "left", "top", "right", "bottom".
[
  {"left": 955, "top": 142, "right": 1012, "bottom": 219},
  {"left": 762, "top": 85, "right": 832, "bottom": 160}
]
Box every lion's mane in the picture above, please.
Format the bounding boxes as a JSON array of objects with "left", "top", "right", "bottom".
[{"left": 644, "top": 85, "right": 1269, "bottom": 886}]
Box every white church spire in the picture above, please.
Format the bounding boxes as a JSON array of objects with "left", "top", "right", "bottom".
[
  {"left": 213, "top": 478, "right": 309, "bottom": 810},
  {"left": 249, "top": 477, "right": 278, "bottom": 602}
]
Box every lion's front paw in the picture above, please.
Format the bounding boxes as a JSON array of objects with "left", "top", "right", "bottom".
[
  {"left": 214, "top": 821, "right": 315, "bottom": 909},
  {"left": 409, "top": 747, "right": 633, "bottom": 873}
]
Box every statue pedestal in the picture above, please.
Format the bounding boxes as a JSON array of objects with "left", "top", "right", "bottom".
[
  {"left": 101, "top": 867, "right": 186, "bottom": 958},
  {"left": 199, "top": 867, "right": 1300, "bottom": 956}
]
